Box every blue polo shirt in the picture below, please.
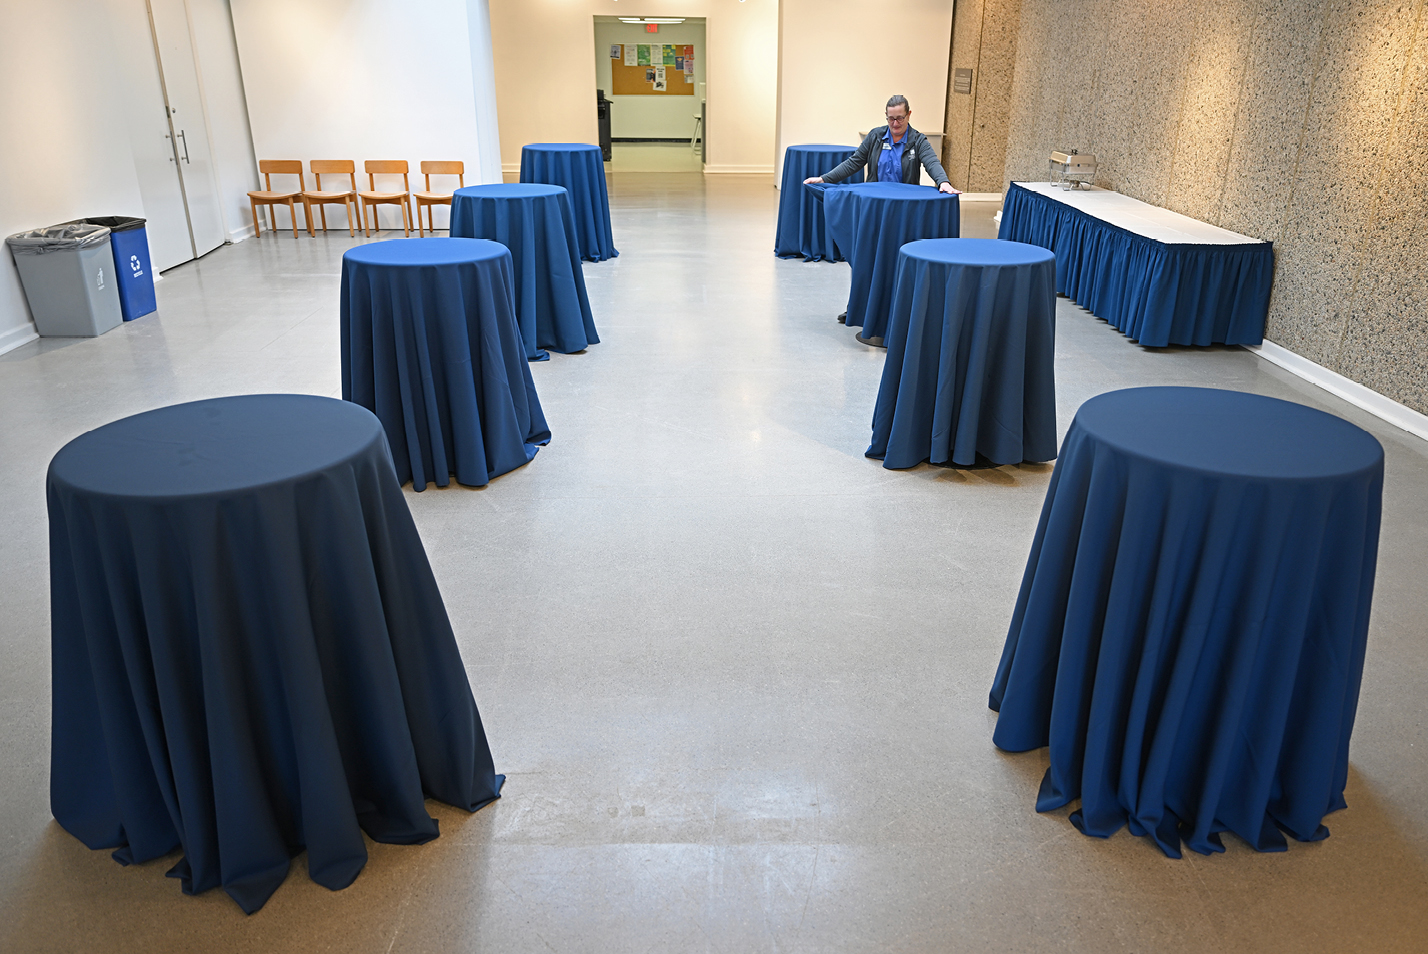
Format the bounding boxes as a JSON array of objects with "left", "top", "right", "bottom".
[{"left": 877, "top": 127, "right": 908, "bottom": 182}]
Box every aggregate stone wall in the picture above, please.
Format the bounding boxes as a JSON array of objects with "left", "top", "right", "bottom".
[{"left": 1002, "top": 0, "right": 1428, "bottom": 413}]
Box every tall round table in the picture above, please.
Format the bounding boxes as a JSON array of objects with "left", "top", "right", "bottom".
[
  {"left": 519, "top": 143, "right": 618, "bottom": 263},
  {"left": 341, "top": 237, "right": 551, "bottom": 491},
  {"left": 815, "top": 181, "right": 960, "bottom": 339},
  {"left": 450, "top": 184, "right": 600, "bottom": 360},
  {"left": 775, "top": 144, "right": 856, "bottom": 262},
  {"left": 867, "top": 238, "right": 1057, "bottom": 469},
  {"left": 990, "top": 387, "right": 1384, "bottom": 858},
  {"left": 47, "top": 394, "right": 504, "bottom": 913}
]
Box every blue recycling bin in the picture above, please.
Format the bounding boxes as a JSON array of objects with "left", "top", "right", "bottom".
[{"left": 72, "top": 217, "right": 157, "bottom": 321}]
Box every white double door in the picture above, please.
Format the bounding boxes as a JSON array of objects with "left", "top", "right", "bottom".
[{"left": 133, "top": 0, "right": 226, "bottom": 273}]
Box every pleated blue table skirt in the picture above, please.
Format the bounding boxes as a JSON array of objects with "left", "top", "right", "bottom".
[
  {"left": 990, "top": 387, "right": 1383, "bottom": 858},
  {"left": 818, "top": 182, "right": 960, "bottom": 337},
  {"left": 520, "top": 143, "right": 618, "bottom": 263},
  {"left": 998, "top": 182, "right": 1274, "bottom": 346},
  {"left": 341, "top": 237, "right": 551, "bottom": 491},
  {"left": 451, "top": 184, "right": 600, "bottom": 360},
  {"left": 47, "top": 395, "right": 505, "bottom": 913},
  {"left": 868, "top": 239, "right": 1058, "bottom": 468},
  {"left": 776, "top": 145, "right": 856, "bottom": 262}
]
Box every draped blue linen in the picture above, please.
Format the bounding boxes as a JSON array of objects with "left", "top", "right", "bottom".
[
  {"left": 815, "top": 182, "right": 960, "bottom": 336},
  {"left": 990, "top": 387, "right": 1383, "bottom": 858},
  {"left": 868, "top": 239, "right": 1058, "bottom": 468},
  {"left": 775, "top": 145, "right": 856, "bottom": 262},
  {"left": 47, "top": 395, "right": 504, "bottom": 914},
  {"left": 519, "top": 143, "right": 618, "bottom": 263},
  {"left": 341, "top": 237, "right": 551, "bottom": 491},
  {"left": 450, "top": 184, "right": 600, "bottom": 359},
  {"left": 998, "top": 182, "right": 1273, "bottom": 346}
]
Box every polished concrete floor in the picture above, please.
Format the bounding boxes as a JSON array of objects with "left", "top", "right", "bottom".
[
  {"left": 0, "top": 175, "right": 1426, "bottom": 953},
  {"left": 608, "top": 142, "right": 704, "bottom": 173}
]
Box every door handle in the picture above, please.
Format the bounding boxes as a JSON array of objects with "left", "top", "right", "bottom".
[{"left": 178, "top": 129, "right": 190, "bottom": 164}]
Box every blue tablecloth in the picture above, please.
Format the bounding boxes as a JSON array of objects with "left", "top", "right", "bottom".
[
  {"left": 519, "top": 143, "right": 618, "bottom": 263},
  {"left": 815, "top": 182, "right": 960, "bottom": 337},
  {"left": 868, "top": 239, "right": 1058, "bottom": 468},
  {"left": 450, "top": 184, "right": 599, "bottom": 359},
  {"left": 998, "top": 182, "right": 1274, "bottom": 346},
  {"left": 990, "top": 387, "right": 1383, "bottom": 857},
  {"left": 47, "top": 394, "right": 504, "bottom": 913},
  {"left": 341, "top": 237, "right": 551, "bottom": 491},
  {"left": 775, "top": 145, "right": 856, "bottom": 262}
]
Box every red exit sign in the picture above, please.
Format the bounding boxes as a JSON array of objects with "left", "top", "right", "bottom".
[{"left": 646, "top": 23, "right": 658, "bottom": 32}]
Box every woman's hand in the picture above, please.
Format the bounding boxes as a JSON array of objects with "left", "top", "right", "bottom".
[{"left": 804, "top": 176, "right": 824, "bottom": 184}]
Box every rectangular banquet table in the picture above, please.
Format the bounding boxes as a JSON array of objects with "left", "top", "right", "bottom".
[{"left": 998, "top": 182, "right": 1274, "bottom": 347}]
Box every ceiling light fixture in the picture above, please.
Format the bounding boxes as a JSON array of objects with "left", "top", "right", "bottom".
[{"left": 617, "top": 17, "right": 686, "bottom": 23}]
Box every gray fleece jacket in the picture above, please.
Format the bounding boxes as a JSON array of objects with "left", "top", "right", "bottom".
[{"left": 820, "top": 125, "right": 950, "bottom": 187}]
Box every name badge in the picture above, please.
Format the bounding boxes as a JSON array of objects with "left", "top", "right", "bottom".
[{"left": 882, "top": 143, "right": 892, "bottom": 151}]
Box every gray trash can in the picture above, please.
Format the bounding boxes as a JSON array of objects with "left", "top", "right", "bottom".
[{"left": 6, "top": 223, "right": 124, "bottom": 337}]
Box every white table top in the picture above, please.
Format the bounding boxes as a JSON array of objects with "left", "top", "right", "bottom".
[{"left": 1015, "top": 182, "right": 1265, "bottom": 246}]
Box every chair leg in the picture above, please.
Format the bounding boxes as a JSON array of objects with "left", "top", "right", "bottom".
[
  {"left": 346, "top": 198, "right": 356, "bottom": 237},
  {"left": 250, "top": 199, "right": 261, "bottom": 238},
  {"left": 402, "top": 200, "right": 411, "bottom": 237},
  {"left": 288, "top": 199, "right": 299, "bottom": 239},
  {"left": 417, "top": 200, "right": 424, "bottom": 237},
  {"left": 304, "top": 200, "right": 315, "bottom": 236}
]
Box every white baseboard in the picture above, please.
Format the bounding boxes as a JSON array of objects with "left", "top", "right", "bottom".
[
  {"left": 1245, "top": 340, "right": 1428, "bottom": 443},
  {"left": 0, "top": 321, "right": 39, "bottom": 357},
  {"left": 702, "top": 164, "right": 774, "bottom": 175},
  {"left": 959, "top": 192, "right": 1002, "bottom": 201},
  {"left": 228, "top": 223, "right": 256, "bottom": 243}
]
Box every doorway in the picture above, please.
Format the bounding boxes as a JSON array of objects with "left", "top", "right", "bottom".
[
  {"left": 133, "top": 0, "right": 227, "bottom": 272},
  {"left": 593, "top": 16, "right": 706, "bottom": 173}
]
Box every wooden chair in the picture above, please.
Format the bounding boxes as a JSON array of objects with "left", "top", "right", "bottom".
[
  {"left": 247, "top": 160, "right": 307, "bottom": 238},
  {"left": 358, "top": 160, "right": 413, "bottom": 237},
  {"left": 414, "top": 161, "right": 464, "bottom": 236},
  {"left": 301, "top": 160, "right": 359, "bottom": 236}
]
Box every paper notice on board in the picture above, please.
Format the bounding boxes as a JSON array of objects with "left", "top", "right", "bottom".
[
  {"left": 637, "top": 44, "right": 650, "bottom": 66},
  {"left": 624, "top": 43, "right": 637, "bottom": 66},
  {"left": 667, "top": 44, "right": 678, "bottom": 64},
  {"left": 610, "top": 44, "right": 620, "bottom": 59},
  {"left": 653, "top": 66, "right": 667, "bottom": 91}
]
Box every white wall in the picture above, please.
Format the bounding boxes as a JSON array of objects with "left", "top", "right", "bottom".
[
  {"left": 593, "top": 20, "right": 706, "bottom": 141},
  {"left": 490, "top": 0, "right": 778, "bottom": 175},
  {"left": 0, "top": 2, "right": 149, "bottom": 353},
  {"left": 230, "top": 0, "right": 502, "bottom": 230},
  {"left": 775, "top": 0, "right": 953, "bottom": 184},
  {"left": 466, "top": 0, "right": 503, "bottom": 184}
]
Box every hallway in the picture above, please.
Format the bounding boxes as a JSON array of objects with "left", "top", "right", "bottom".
[{"left": 1, "top": 174, "right": 1425, "bottom": 953}]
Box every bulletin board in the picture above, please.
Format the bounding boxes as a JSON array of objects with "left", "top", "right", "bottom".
[{"left": 610, "top": 42, "right": 696, "bottom": 95}]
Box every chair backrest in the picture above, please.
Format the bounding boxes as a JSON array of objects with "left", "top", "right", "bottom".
[
  {"left": 258, "top": 159, "right": 304, "bottom": 192},
  {"left": 421, "top": 160, "right": 464, "bottom": 191},
  {"left": 365, "top": 160, "right": 409, "bottom": 192},
  {"left": 310, "top": 159, "right": 356, "bottom": 192}
]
